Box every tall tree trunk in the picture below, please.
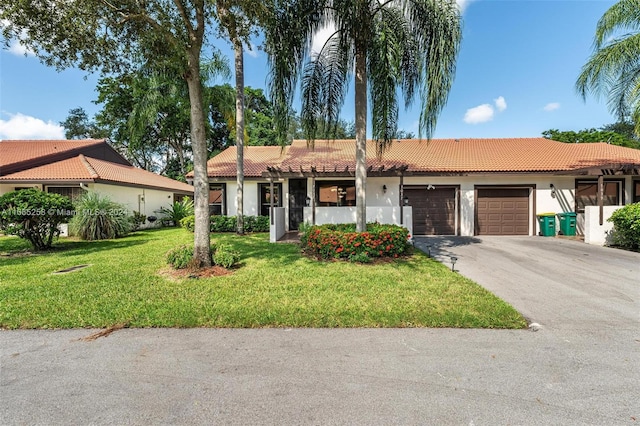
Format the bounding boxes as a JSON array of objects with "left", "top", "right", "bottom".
[
  {"left": 354, "top": 45, "right": 367, "bottom": 232},
  {"left": 235, "top": 40, "right": 245, "bottom": 234},
  {"left": 185, "top": 53, "right": 212, "bottom": 267}
]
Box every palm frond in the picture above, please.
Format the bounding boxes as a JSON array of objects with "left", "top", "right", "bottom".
[
  {"left": 594, "top": 0, "right": 640, "bottom": 48},
  {"left": 301, "top": 31, "right": 352, "bottom": 144},
  {"left": 406, "top": 0, "right": 461, "bottom": 139}
]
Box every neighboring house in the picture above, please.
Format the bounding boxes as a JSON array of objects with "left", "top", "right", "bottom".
[
  {"left": 0, "top": 139, "right": 194, "bottom": 226},
  {"left": 196, "top": 138, "right": 640, "bottom": 241}
]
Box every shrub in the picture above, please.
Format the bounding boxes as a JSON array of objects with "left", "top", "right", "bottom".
[
  {"left": 166, "top": 242, "right": 239, "bottom": 269},
  {"left": 212, "top": 243, "right": 240, "bottom": 268},
  {"left": 181, "top": 215, "right": 269, "bottom": 233},
  {"left": 180, "top": 215, "right": 195, "bottom": 231},
  {"left": 130, "top": 211, "right": 147, "bottom": 230},
  {"left": 301, "top": 223, "right": 411, "bottom": 260},
  {"left": 157, "top": 197, "right": 194, "bottom": 227},
  {"left": 166, "top": 244, "right": 196, "bottom": 269},
  {"left": 608, "top": 203, "right": 640, "bottom": 249},
  {"left": 210, "top": 215, "right": 237, "bottom": 232},
  {"left": 0, "top": 188, "right": 74, "bottom": 250},
  {"left": 70, "top": 192, "right": 131, "bottom": 241}
]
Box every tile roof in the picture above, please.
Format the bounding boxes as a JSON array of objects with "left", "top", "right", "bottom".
[
  {"left": 0, "top": 139, "right": 107, "bottom": 169},
  {"left": 190, "top": 146, "right": 287, "bottom": 178},
  {"left": 204, "top": 138, "right": 640, "bottom": 176},
  {"left": 0, "top": 155, "right": 194, "bottom": 193}
]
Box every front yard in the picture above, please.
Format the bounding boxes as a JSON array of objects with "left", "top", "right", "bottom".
[{"left": 0, "top": 228, "right": 527, "bottom": 329}]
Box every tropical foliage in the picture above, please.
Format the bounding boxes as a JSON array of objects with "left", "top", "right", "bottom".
[
  {"left": 301, "top": 223, "right": 411, "bottom": 261},
  {"left": 70, "top": 192, "right": 132, "bottom": 241},
  {"left": 180, "top": 215, "right": 269, "bottom": 233},
  {"left": 156, "top": 198, "right": 195, "bottom": 227},
  {"left": 0, "top": 189, "right": 74, "bottom": 250},
  {"left": 542, "top": 124, "right": 640, "bottom": 149},
  {"left": 266, "top": 0, "right": 461, "bottom": 231},
  {"left": 608, "top": 202, "right": 640, "bottom": 249},
  {"left": 576, "top": 0, "right": 640, "bottom": 135}
]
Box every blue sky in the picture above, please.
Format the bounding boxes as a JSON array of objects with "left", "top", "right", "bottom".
[{"left": 0, "top": 0, "right": 618, "bottom": 140}]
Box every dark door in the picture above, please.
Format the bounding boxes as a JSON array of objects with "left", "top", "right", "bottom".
[
  {"left": 405, "top": 187, "right": 456, "bottom": 235},
  {"left": 289, "top": 179, "right": 307, "bottom": 230},
  {"left": 476, "top": 188, "right": 530, "bottom": 235}
]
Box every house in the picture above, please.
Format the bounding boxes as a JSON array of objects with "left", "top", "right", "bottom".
[
  {"left": 197, "top": 138, "right": 640, "bottom": 244},
  {"left": 0, "top": 139, "right": 194, "bottom": 226}
]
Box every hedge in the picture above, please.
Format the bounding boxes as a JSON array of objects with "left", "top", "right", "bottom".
[
  {"left": 180, "top": 215, "right": 270, "bottom": 233},
  {"left": 300, "top": 223, "right": 411, "bottom": 261},
  {"left": 608, "top": 202, "right": 640, "bottom": 249}
]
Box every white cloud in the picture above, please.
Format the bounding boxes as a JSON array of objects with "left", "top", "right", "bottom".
[
  {"left": 543, "top": 102, "right": 560, "bottom": 112},
  {"left": 311, "top": 24, "right": 336, "bottom": 56},
  {"left": 1, "top": 20, "right": 35, "bottom": 56},
  {"left": 246, "top": 42, "right": 259, "bottom": 58},
  {"left": 0, "top": 112, "right": 65, "bottom": 140},
  {"left": 494, "top": 96, "right": 507, "bottom": 112},
  {"left": 457, "top": 0, "right": 476, "bottom": 13},
  {"left": 464, "top": 104, "right": 494, "bottom": 124}
]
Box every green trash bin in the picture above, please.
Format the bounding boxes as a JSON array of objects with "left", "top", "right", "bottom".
[
  {"left": 537, "top": 213, "right": 556, "bottom": 237},
  {"left": 557, "top": 212, "right": 577, "bottom": 236}
]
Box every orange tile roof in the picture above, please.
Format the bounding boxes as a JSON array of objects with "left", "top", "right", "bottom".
[
  {"left": 0, "top": 155, "right": 194, "bottom": 193},
  {"left": 205, "top": 138, "right": 640, "bottom": 176},
  {"left": 189, "top": 146, "right": 287, "bottom": 178},
  {"left": 0, "top": 139, "right": 106, "bottom": 169}
]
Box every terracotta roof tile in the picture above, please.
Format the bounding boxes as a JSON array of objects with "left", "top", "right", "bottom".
[
  {"left": 0, "top": 155, "right": 194, "bottom": 193},
  {"left": 206, "top": 138, "right": 640, "bottom": 176},
  {"left": 0, "top": 139, "right": 105, "bottom": 169},
  {"left": 187, "top": 146, "right": 287, "bottom": 178}
]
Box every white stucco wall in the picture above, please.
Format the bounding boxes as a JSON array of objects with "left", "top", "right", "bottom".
[
  {"left": 0, "top": 183, "right": 42, "bottom": 195},
  {"left": 584, "top": 205, "right": 623, "bottom": 246},
  {"left": 93, "top": 183, "right": 179, "bottom": 227}
]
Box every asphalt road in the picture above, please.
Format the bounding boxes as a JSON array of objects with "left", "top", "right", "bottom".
[{"left": 1, "top": 237, "right": 639, "bottom": 425}]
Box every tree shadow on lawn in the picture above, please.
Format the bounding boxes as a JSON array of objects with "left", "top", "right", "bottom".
[
  {"left": 214, "top": 233, "right": 303, "bottom": 265},
  {"left": 0, "top": 235, "right": 148, "bottom": 260}
]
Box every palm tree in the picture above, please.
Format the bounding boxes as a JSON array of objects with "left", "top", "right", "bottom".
[
  {"left": 577, "top": 0, "right": 640, "bottom": 134},
  {"left": 266, "top": 0, "right": 462, "bottom": 232}
]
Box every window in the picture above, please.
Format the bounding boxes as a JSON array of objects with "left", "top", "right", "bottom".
[
  {"left": 316, "top": 181, "right": 356, "bottom": 207},
  {"left": 209, "top": 183, "right": 226, "bottom": 215},
  {"left": 47, "top": 186, "right": 83, "bottom": 201},
  {"left": 634, "top": 181, "right": 640, "bottom": 203},
  {"left": 258, "top": 183, "right": 282, "bottom": 217},
  {"left": 575, "top": 180, "right": 622, "bottom": 213}
]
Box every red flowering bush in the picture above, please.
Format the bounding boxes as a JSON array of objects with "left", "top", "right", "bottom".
[{"left": 300, "top": 223, "right": 411, "bottom": 262}]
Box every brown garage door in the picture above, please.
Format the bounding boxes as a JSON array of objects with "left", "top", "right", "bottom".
[
  {"left": 476, "top": 188, "right": 530, "bottom": 235},
  {"left": 405, "top": 187, "right": 456, "bottom": 235}
]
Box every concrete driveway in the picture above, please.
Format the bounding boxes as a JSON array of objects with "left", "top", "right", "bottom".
[{"left": 413, "top": 236, "right": 640, "bottom": 332}]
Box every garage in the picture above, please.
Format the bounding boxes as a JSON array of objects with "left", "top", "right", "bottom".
[
  {"left": 476, "top": 187, "right": 530, "bottom": 235},
  {"left": 404, "top": 186, "right": 457, "bottom": 235}
]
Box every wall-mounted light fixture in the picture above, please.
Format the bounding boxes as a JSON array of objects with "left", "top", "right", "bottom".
[
  {"left": 403, "top": 196, "right": 409, "bottom": 205},
  {"left": 305, "top": 196, "right": 311, "bottom": 207},
  {"left": 382, "top": 184, "right": 387, "bottom": 194},
  {"left": 550, "top": 183, "right": 557, "bottom": 198},
  {"left": 427, "top": 184, "right": 435, "bottom": 190}
]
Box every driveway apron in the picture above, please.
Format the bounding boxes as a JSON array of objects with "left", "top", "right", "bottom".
[{"left": 413, "top": 236, "right": 640, "bottom": 332}]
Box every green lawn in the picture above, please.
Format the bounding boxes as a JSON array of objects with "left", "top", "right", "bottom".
[{"left": 0, "top": 228, "right": 527, "bottom": 329}]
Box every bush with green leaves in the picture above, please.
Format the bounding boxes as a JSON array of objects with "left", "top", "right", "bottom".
[
  {"left": 156, "top": 197, "right": 194, "bottom": 227},
  {"left": 166, "top": 242, "right": 239, "bottom": 269},
  {"left": 70, "top": 191, "right": 131, "bottom": 241},
  {"left": 608, "top": 203, "right": 640, "bottom": 249},
  {"left": 130, "top": 211, "right": 147, "bottom": 230},
  {"left": 180, "top": 214, "right": 269, "bottom": 233},
  {"left": 212, "top": 243, "right": 240, "bottom": 268},
  {"left": 166, "top": 244, "right": 198, "bottom": 269},
  {"left": 0, "top": 188, "right": 74, "bottom": 250},
  {"left": 301, "top": 223, "right": 411, "bottom": 260}
]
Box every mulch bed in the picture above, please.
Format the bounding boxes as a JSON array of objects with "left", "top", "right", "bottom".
[{"left": 160, "top": 265, "right": 233, "bottom": 279}]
